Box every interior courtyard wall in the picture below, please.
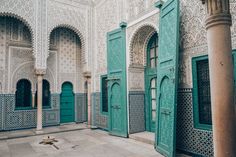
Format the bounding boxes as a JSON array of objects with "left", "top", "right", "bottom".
[
  {"left": 48, "top": 28, "right": 83, "bottom": 93},
  {"left": 126, "top": 15, "right": 159, "bottom": 133},
  {"left": 92, "top": 0, "right": 121, "bottom": 128},
  {"left": 176, "top": 1, "right": 236, "bottom": 156},
  {"left": 47, "top": 0, "right": 90, "bottom": 71},
  {"left": 127, "top": 18, "right": 158, "bottom": 92},
  {"left": 92, "top": 0, "right": 160, "bottom": 129},
  {"left": 0, "top": 17, "right": 34, "bottom": 94},
  {"left": 0, "top": 0, "right": 91, "bottom": 72},
  {"left": 0, "top": 0, "right": 91, "bottom": 131},
  {"left": 0, "top": 0, "right": 236, "bottom": 155},
  {"left": 93, "top": 0, "right": 159, "bottom": 92}
]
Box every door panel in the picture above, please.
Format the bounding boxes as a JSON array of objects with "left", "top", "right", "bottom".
[
  {"left": 110, "top": 83, "right": 122, "bottom": 133},
  {"left": 107, "top": 24, "right": 128, "bottom": 137},
  {"left": 60, "top": 82, "right": 75, "bottom": 123},
  {"left": 145, "top": 33, "right": 158, "bottom": 132},
  {"left": 155, "top": 0, "right": 180, "bottom": 156}
]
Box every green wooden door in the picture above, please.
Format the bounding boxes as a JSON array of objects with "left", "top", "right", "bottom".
[
  {"left": 107, "top": 23, "right": 128, "bottom": 137},
  {"left": 155, "top": 0, "right": 180, "bottom": 156},
  {"left": 145, "top": 33, "right": 158, "bottom": 132},
  {"left": 60, "top": 82, "right": 75, "bottom": 123},
  {"left": 110, "top": 82, "right": 123, "bottom": 134}
]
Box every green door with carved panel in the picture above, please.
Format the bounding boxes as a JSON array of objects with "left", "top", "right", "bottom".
[
  {"left": 107, "top": 23, "right": 128, "bottom": 137},
  {"left": 155, "top": 0, "right": 180, "bottom": 157}
]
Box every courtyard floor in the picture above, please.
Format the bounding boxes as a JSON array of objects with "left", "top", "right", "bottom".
[{"left": 0, "top": 125, "right": 164, "bottom": 157}]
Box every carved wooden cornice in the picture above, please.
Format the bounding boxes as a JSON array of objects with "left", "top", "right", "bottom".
[{"left": 200, "top": 0, "right": 232, "bottom": 29}]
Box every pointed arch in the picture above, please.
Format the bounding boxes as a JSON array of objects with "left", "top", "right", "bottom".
[
  {"left": 48, "top": 24, "right": 86, "bottom": 64},
  {"left": 129, "top": 23, "right": 158, "bottom": 66}
]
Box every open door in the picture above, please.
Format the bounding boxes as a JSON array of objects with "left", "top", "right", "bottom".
[
  {"left": 155, "top": 0, "right": 180, "bottom": 157},
  {"left": 107, "top": 23, "right": 128, "bottom": 137}
]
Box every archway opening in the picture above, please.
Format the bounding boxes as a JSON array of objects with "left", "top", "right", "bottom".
[
  {"left": 0, "top": 16, "right": 33, "bottom": 106},
  {"left": 128, "top": 25, "right": 158, "bottom": 141},
  {"left": 60, "top": 82, "right": 74, "bottom": 123},
  {"left": 48, "top": 27, "right": 86, "bottom": 124}
]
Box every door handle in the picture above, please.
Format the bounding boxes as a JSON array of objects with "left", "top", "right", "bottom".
[
  {"left": 160, "top": 108, "right": 171, "bottom": 115},
  {"left": 112, "top": 105, "right": 121, "bottom": 109}
]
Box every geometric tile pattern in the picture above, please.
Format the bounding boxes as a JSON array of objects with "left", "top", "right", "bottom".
[
  {"left": 43, "top": 94, "right": 60, "bottom": 126},
  {"left": 92, "top": 92, "right": 108, "bottom": 129},
  {"left": 59, "top": 28, "right": 77, "bottom": 73},
  {"left": 0, "top": 93, "right": 88, "bottom": 131},
  {"left": 75, "top": 93, "right": 87, "bottom": 123},
  {"left": 129, "top": 91, "right": 145, "bottom": 134},
  {"left": 177, "top": 88, "right": 213, "bottom": 157},
  {"left": 1, "top": 94, "right": 60, "bottom": 131},
  {"left": 0, "top": 94, "right": 3, "bottom": 130}
]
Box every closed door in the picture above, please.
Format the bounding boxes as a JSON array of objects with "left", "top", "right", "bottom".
[
  {"left": 60, "top": 82, "right": 74, "bottom": 123},
  {"left": 110, "top": 83, "right": 123, "bottom": 135}
]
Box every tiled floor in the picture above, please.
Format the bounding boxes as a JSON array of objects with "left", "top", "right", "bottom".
[{"left": 0, "top": 128, "right": 164, "bottom": 157}]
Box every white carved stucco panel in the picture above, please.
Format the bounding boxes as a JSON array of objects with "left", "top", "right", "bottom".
[
  {"left": 47, "top": 0, "right": 87, "bottom": 66},
  {"left": 53, "top": 28, "right": 83, "bottom": 93},
  {"left": 94, "top": 0, "right": 120, "bottom": 91},
  {"left": 128, "top": 67, "right": 145, "bottom": 91},
  {"left": 0, "top": 0, "right": 35, "bottom": 33},
  {"left": 179, "top": 1, "right": 236, "bottom": 87},
  {"left": 127, "top": 0, "right": 156, "bottom": 21},
  {"left": 0, "top": 17, "right": 6, "bottom": 92}
]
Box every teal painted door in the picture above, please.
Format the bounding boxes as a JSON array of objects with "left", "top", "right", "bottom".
[
  {"left": 60, "top": 82, "right": 75, "bottom": 123},
  {"left": 107, "top": 23, "right": 128, "bottom": 137},
  {"left": 110, "top": 82, "right": 123, "bottom": 134},
  {"left": 155, "top": 0, "right": 180, "bottom": 157},
  {"left": 145, "top": 33, "right": 158, "bottom": 132}
]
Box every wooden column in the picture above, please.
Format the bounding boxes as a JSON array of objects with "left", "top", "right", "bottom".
[
  {"left": 35, "top": 69, "right": 45, "bottom": 131},
  {"left": 201, "top": 1, "right": 236, "bottom": 156}
]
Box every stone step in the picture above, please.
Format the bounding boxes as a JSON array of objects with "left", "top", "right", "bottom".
[
  {"left": 129, "top": 131, "right": 155, "bottom": 145},
  {"left": 129, "top": 132, "right": 192, "bottom": 157}
]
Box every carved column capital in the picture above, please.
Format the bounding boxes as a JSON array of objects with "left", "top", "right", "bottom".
[
  {"left": 201, "top": 0, "right": 232, "bottom": 29},
  {"left": 35, "top": 69, "right": 46, "bottom": 76},
  {"left": 83, "top": 71, "right": 91, "bottom": 79}
]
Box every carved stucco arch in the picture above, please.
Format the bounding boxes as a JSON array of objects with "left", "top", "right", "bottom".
[
  {"left": 15, "top": 78, "right": 33, "bottom": 92},
  {"left": 12, "top": 62, "right": 55, "bottom": 93},
  {"left": 0, "top": 12, "right": 35, "bottom": 58},
  {"left": 11, "top": 62, "right": 35, "bottom": 93},
  {"left": 129, "top": 23, "right": 158, "bottom": 67},
  {"left": 44, "top": 67, "right": 56, "bottom": 93},
  {"left": 48, "top": 24, "right": 86, "bottom": 65}
]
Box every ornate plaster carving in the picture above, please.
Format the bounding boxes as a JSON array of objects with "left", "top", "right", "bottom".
[
  {"left": 128, "top": 23, "right": 157, "bottom": 66},
  {"left": 47, "top": 0, "right": 87, "bottom": 66}
]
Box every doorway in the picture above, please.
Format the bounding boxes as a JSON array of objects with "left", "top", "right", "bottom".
[{"left": 60, "top": 82, "right": 75, "bottom": 123}]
